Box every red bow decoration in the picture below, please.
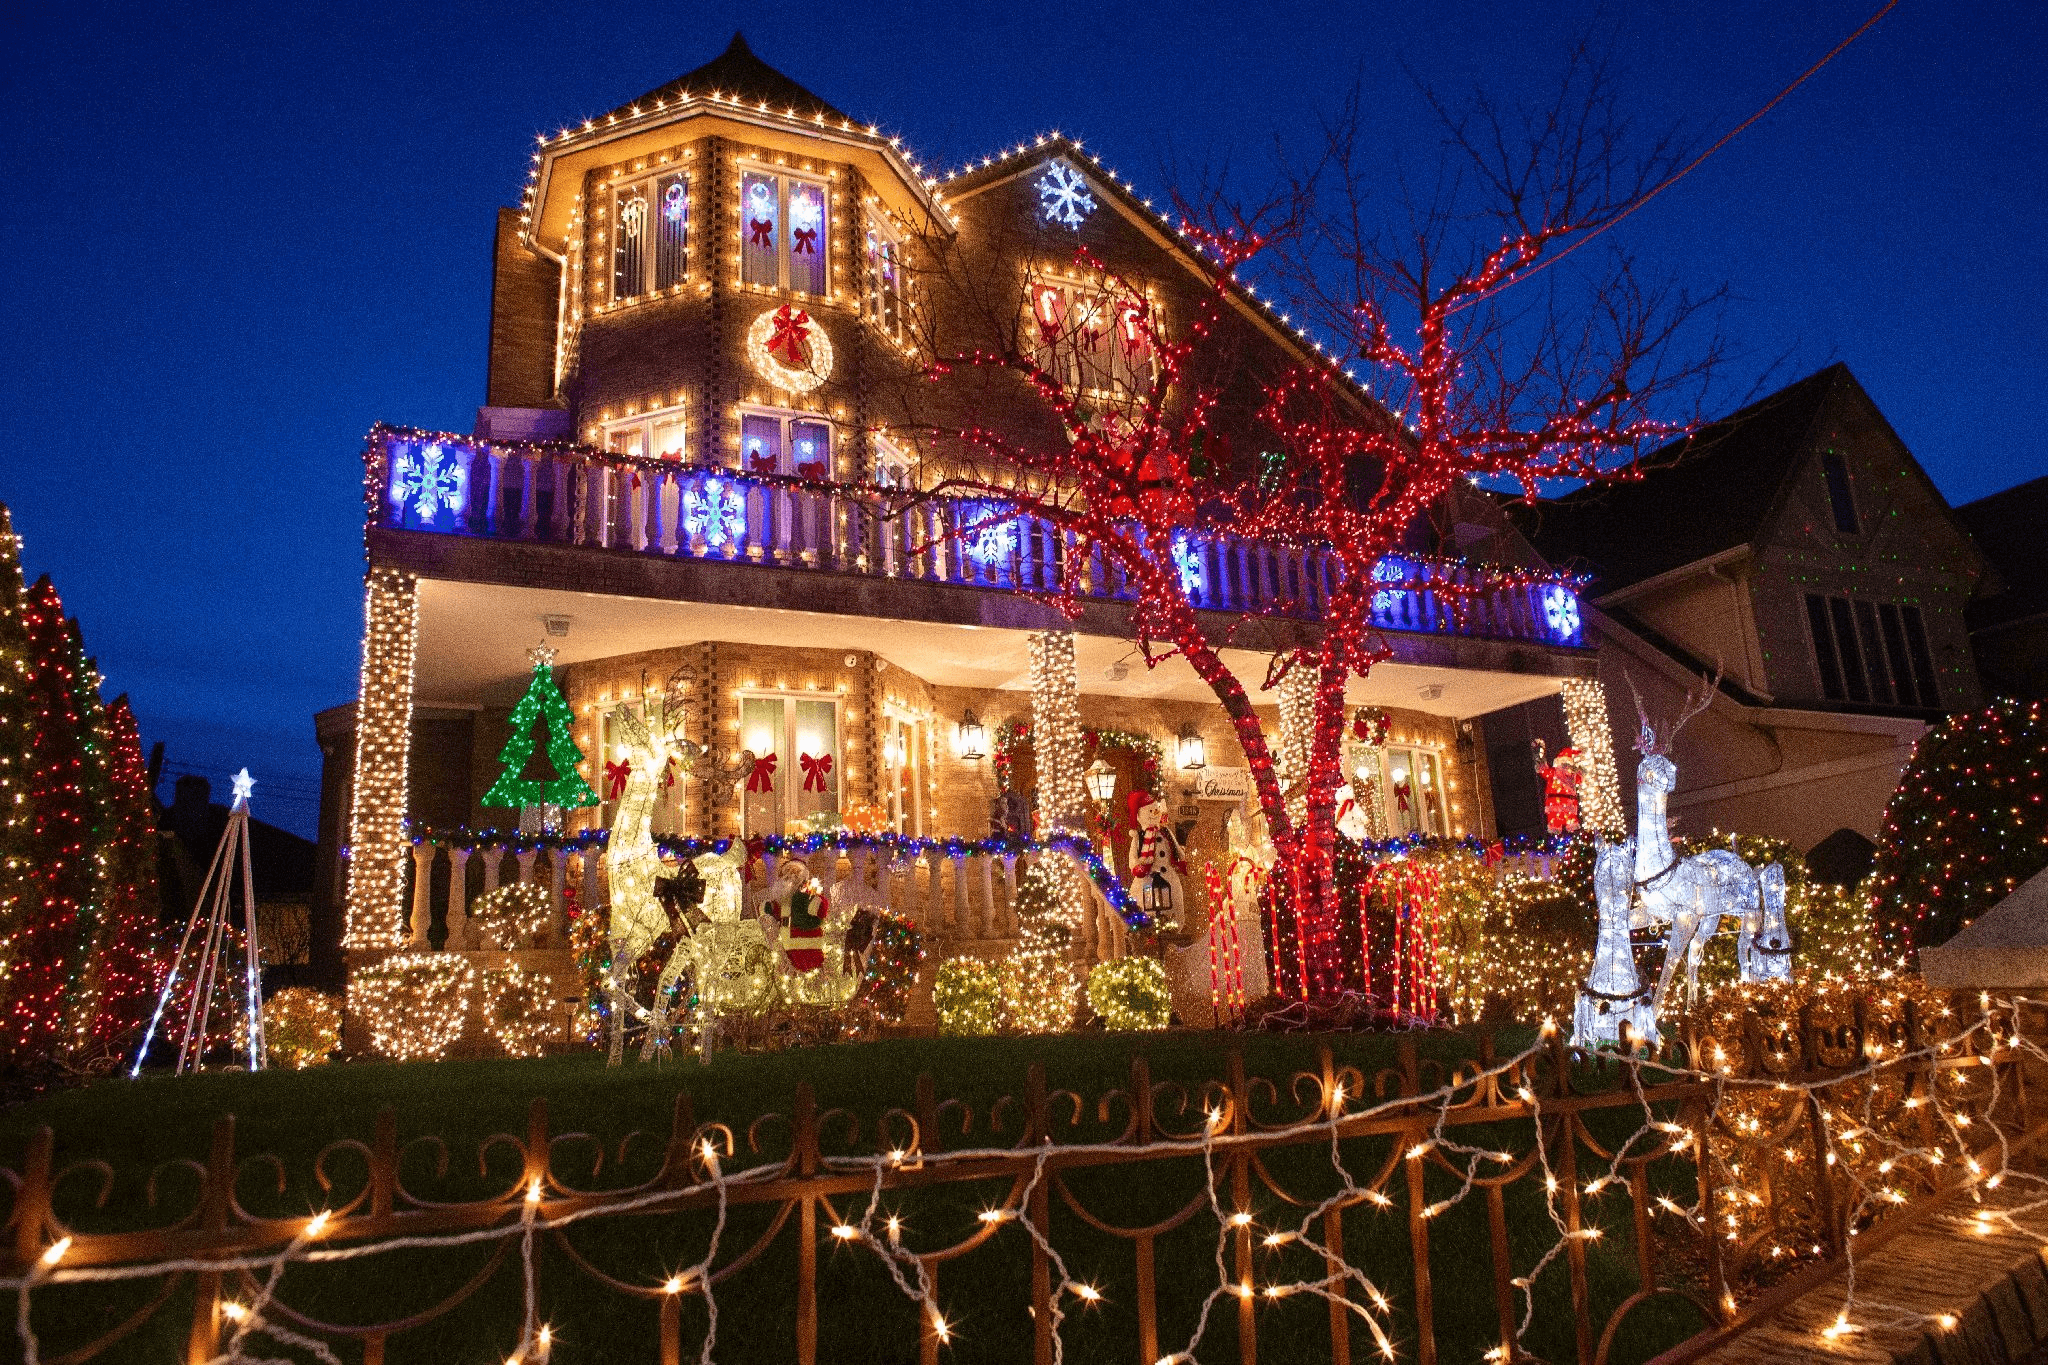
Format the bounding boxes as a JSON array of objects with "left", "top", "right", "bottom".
[
  {"left": 799, "top": 751, "right": 833, "bottom": 792},
  {"left": 746, "top": 753, "right": 778, "bottom": 793},
  {"left": 796, "top": 460, "right": 827, "bottom": 481},
  {"left": 765, "top": 304, "right": 811, "bottom": 368},
  {"left": 603, "top": 759, "right": 631, "bottom": 799},
  {"left": 749, "top": 451, "right": 778, "bottom": 474},
  {"left": 748, "top": 217, "right": 774, "bottom": 248},
  {"left": 661, "top": 757, "right": 679, "bottom": 792},
  {"left": 791, "top": 226, "right": 817, "bottom": 255},
  {"left": 1392, "top": 781, "right": 1411, "bottom": 812}
]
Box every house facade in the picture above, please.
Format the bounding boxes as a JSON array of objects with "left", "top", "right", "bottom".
[
  {"left": 308, "top": 37, "right": 1612, "bottom": 1009},
  {"left": 1510, "top": 363, "right": 1988, "bottom": 857}
]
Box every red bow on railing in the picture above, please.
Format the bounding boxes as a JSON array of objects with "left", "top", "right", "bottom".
[
  {"left": 604, "top": 759, "right": 631, "bottom": 799},
  {"left": 746, "top": 753, "right": 777, "bottom": 793},
  {"left": 799, "top": 751, "right": 833, "bottom": 792},
  {"left": 748, "top": 217, "right": 774, "bottom": 248},
  {"left": 765, "top": 304, "right": 811, "bottom": 367}
]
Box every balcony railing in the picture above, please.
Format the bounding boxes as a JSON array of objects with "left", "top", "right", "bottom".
[{"left": 368, "top": 428, "right": 1585, "bottom": 647}]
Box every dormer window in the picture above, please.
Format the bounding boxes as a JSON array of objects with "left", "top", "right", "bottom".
[
  {"left": 1821, "top": 450, "right": 1859, "bottom": 535},
  {"left": 1028, "top": 280, "right": 1155, "bottom": 397},
  {"left": 740, "top": 170, "right": 828, "bottom": 295},
  {"left": 608, "top": 171, "right": 689, "bottom": 304}
]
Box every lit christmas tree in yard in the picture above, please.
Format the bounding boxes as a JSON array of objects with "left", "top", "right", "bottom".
[
  {"left": 0, "top": 505, "right": 166, "bottom": 1071},
  {"left": 1872, "top": 697, "right": 2048, "bottom": 960},
  {"left": 999, "top": 862, "right": 1079, "bottom": 1032}
]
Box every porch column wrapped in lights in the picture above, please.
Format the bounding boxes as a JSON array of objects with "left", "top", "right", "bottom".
[
  {"left": 344, "top": 567, "right": 420, "bottom": 949},
  {"left": 1274, "top": 667, "right": 1316, "bottom": 824},
  {"left": 1027, "top": 631, "right": 1096, "bottom": 949},
  {"left": 1560, "top": 677, "right": 1626, "bottom": 837}
]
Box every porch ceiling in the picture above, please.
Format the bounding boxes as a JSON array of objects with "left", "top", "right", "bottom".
[{"left": 415, "top": 579, "right": 1569, "bottom": 718}]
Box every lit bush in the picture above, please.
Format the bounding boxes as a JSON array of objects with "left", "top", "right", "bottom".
[
  {"left": 933, "top": 957, "right": 1003, "bottom": 1037},
  {"left": 1086, "top": 957, "right": 1171, "bottom": 1031}
]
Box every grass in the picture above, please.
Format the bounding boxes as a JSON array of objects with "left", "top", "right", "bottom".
[{"left": 4, "top": 1027, "right": 1712, "bottom": 1364}]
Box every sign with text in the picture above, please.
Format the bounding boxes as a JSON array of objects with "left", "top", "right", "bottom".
[{"left": 1192, "top": 766, "right": 1252, "bottom": 801}]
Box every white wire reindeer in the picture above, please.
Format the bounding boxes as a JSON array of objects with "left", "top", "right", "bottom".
[
  {"left": 603, "top": 669, "right": 703, "bottom": 1065},
  {"left": 1576, "top": 674, "right": 1791, "bottom": 1046}
]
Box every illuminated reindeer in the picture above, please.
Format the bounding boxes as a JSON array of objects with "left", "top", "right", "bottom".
[
  {"left": 603, "top": 670, "right": 703, "bottom": 1065},
  {"left": 1623, "top": 674, "right": 1790, "bottom": 1019}
]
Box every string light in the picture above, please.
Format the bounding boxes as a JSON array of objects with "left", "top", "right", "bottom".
[
  {"left": 932, "top": 957, "right": 1002, "bottom": 1036},
  {"left": 1085, "top": 957, "right": 1171, "bottom": 1030},
  {"left": 344, "top": 567, "right": 419, "bottom": 950}
]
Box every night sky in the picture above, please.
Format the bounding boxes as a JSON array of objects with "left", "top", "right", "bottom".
[{"left": 4, "top": 1, "right": 2040, "bottom": 837}]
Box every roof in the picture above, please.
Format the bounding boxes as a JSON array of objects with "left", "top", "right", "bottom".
[
  {"left": 1510, "top": 364, "right": 1847, "bottom": 593},
  {"left": 605, "top": 33, "right": 851, "bottom": 126},
  {"left": 1958, "top": 474, "right": 2048, "bottom": 629}
]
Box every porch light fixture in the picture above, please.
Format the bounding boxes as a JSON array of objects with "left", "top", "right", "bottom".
[
  {"left": 1176, "top": 723, "right": 1207, "bottom": 771},
  {"left": 957, "top": 708, "right": 986, "bottom": 762},
  {"left": 1084, "top": 759, "right": 1118, "bottom": 806}
]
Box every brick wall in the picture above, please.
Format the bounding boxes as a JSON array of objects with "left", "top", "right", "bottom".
[{"left": 485, "top": 208, "right": 561, "bottom": 409}]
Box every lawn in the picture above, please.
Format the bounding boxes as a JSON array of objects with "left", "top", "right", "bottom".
[{"left": 4, "top": 1027, "right": 1712, "bottom": 1364}]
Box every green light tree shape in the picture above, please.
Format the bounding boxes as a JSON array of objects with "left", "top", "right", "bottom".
[{"left": 481, "top": 649, "right": 599, "bottom": 810}]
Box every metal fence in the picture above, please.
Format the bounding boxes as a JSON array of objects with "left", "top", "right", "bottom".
[{"left": 4, "top": 997, "right": 2030, "bottom": 1365}]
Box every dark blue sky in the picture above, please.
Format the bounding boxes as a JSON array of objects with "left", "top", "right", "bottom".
[{"left": 4, "top": 1, "right": 2040, "bottom": 836}]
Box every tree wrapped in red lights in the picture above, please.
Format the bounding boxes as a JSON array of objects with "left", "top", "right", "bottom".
[
  {"left": 892, "top": 50, "right": 1725, "bottom": 1004},
  {"left": 1871, "top": 698, "right": 2048, "bottom": 961},
  {"left": 0, "top": 507, "right": 165, "bottom": 1071}
]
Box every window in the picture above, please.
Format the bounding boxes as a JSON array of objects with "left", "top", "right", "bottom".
[
  {"left": 739, "top": 694, "right": 839, "bottom": 837},
  {"left": 740, "top": 169, "right": 829, "bottom": 294},
  {"left": 1027, "top": 280, "right": 1155, "bottom": 397},
  {"left": 1379, "top": 746, "right": 1448, "bottom": 837},
  {"left": 737, "top": 407, "right": 833, "bottom": 479},
  {"left": 1805, "top": 593, "right": 1941, "bottom": 708},
  {"left": 608, "top": 170, "right": 689, "bottom": 304},
  {"left": 881, "top": 710, "right": 922, "bottom": 836},
  {"left": 1821, "top": 450, "right": 1859, "bottom": 535},
  {"left": 871, "top": 434, "right": 912, "bottom": 488},
  {"left": 598, "top": 403, "right": 689, "bottom": 461},
  {"left": 865, "top": 217, "right": 905, "bottom": 336}
]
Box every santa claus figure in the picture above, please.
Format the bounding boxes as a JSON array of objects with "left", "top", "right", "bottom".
[
  {"left": 1126, "top": 791, "right": 1186, "bottom": 929},
  {"left": 1532, "top": 740, "right": 1585, "bottom": 835}
]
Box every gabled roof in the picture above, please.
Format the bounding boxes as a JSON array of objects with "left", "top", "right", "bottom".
[
  {"left": 1510, "top": 364, "right": 1847, "bottom": 593},
  {"left": 606, "top": 33, "right": 851, "bottom": 125},
  {"left": 1958, "top": 474, "right": 2048, "bottom": 628}
]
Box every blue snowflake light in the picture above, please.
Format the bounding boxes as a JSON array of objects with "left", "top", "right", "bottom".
[
  {"left": 683, "top": 476, "right": 746, "bottom": 549},
  {"left": 1035, "top": 159, "right": 1097, "bottom": 230},
  {"left": 1371, "top": 557, "right": 1412, "bottom": 619},
  {"left": 1542, "top": 584, "right": 1581, "bottom": 641},
  {"left": 390, "top": 443, "right": 466, "bottom": 525}
]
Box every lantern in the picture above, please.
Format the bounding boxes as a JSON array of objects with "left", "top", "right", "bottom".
[
  {"left": 1085, "top": 759, "right": 1117, "bottom": 806},
  {"left": 1176, "top": 723, "right": 1207, "bottom": 771},
  {"left": 957, "top": 709, "right": 986, "bottom": 762}
]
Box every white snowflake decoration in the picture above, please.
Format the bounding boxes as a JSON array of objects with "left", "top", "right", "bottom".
[
  {"left": 1370, "top": 556, "right": 1411, "bottom": 618},
  {"left": 1035, "top": 159, "right": 1097, "bottom": 230},
  {"left": 684, "top": 477, "right": 746, "bottom": 549},
  {"left": 961, "top": 501, "right": 1019, "bottom": 566},
  {"left": 390, "top": 443, "right": 466, "bottom": 525},
  {"left": 1542, "top": 584, "right": 1581, "bottom": 639}
]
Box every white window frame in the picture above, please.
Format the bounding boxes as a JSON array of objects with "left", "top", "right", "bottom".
[
  {"left": 736, "top": 691, "right": 843, "bottom": 838},
  {"left": 738, "top": 164, "right": 831, "bottom": 295},
  {"left": 1377, "top": 744, "right": 1449, "bottom": 838},
  {"left": 1026, "top": 278, "right": 1158, "bottom": 398},
  {"left": 734, "top": 403, "right": 835, "bottom": 479},
  {"left": 865, "top": 213, "right": 906, "bottom": 338},
  {"left": 871, "top": 433, "right": 913, "bottom": 488},
  {"left": 880, "top": 706, "right": 923, "bottom": 837},
  {"left": 604, "top": 168, "right": 691, "bottom": 305},
  {"left": 596, "top": 402, "right": 689, "bottom": 461}
]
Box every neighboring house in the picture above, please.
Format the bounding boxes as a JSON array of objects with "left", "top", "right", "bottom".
[
  {"left": 1955, "top": 475, "right": 2048, "bottom": 700},
  {"left": 1509, "top": 363, "right": 1989, "bottom": 854},
  {"left": 311, "top": 36, "right": 1611, "bottom": 975}
]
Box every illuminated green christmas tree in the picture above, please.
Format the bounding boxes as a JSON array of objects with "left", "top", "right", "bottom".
[
  {"left": 481, "top": 647, "right": 598, "bottom": 811},
  {"left": 1872, "top": 698, "right": 2048, "bottom": 959}
]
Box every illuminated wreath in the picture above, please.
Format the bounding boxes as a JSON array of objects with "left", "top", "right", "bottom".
[{"left": 747, "top": 304, "right": 835, "bottom": 392}]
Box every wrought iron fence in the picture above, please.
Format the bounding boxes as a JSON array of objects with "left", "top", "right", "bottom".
[{"left": 4, "top": 998, "right": 2032, "bottom": 1365}]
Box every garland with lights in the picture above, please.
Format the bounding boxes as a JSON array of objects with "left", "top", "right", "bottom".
[{"left": 1871, "top": 698, "right": 2048, "bottom": 960}]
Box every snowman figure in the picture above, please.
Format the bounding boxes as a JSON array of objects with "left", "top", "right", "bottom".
[{"left": 1126, "top": 791, "right": 1186, "bottom": 930}]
